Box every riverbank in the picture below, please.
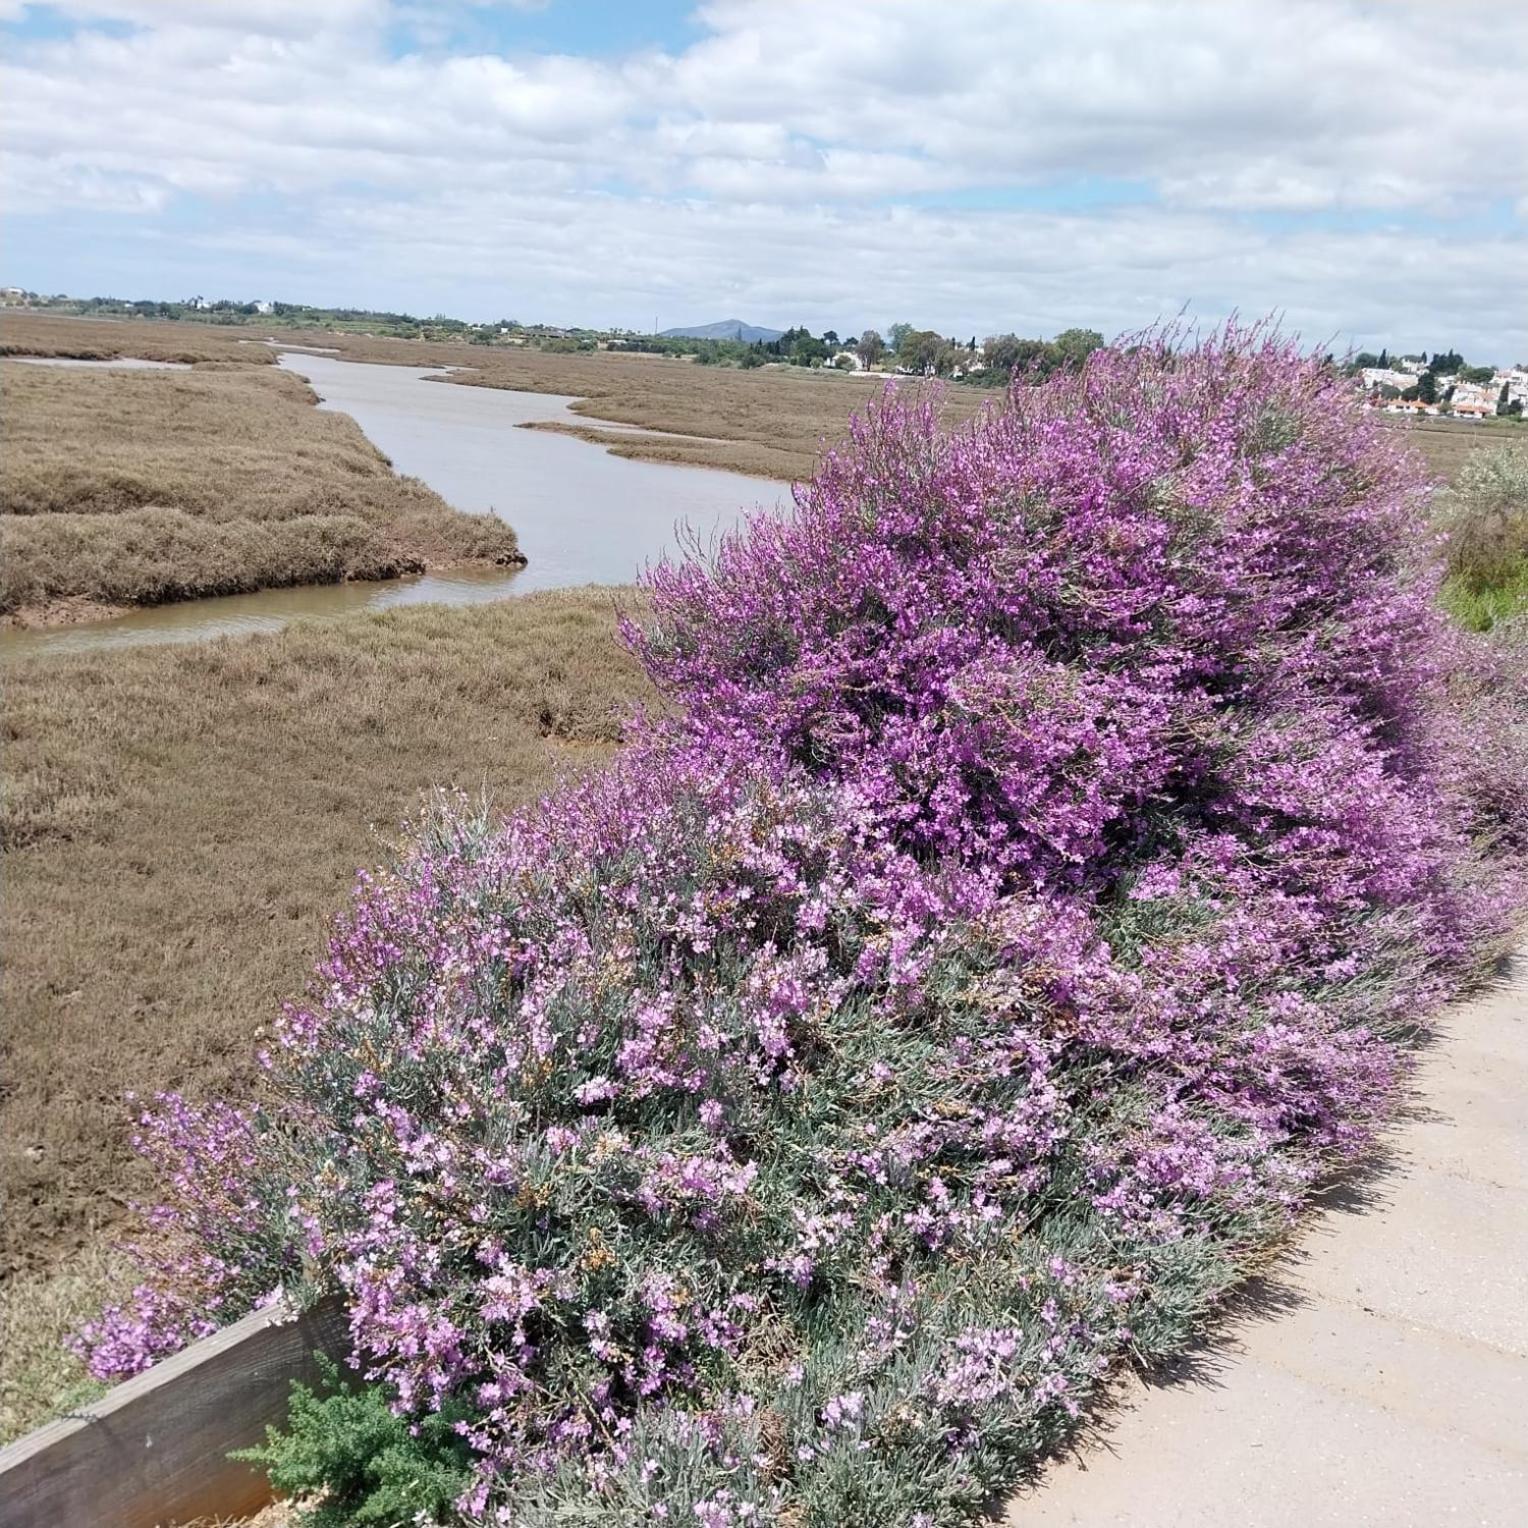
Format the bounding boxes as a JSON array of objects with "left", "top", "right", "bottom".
[
  {"left": 0, "top": 312, "right": 276, "bottom": 367},
  {"left": 281, "top": 326, "right": 988, "bottom": 481},
  {"left": 0, "top": 360, "right": 523, "bottom": 627},
  {"left": 253, "top": 330, "right": 1528, "bottom": 488},
  {"left": 10, "top": 311, "right": 1505, "bottom": 487},
  {"left": 249, "top": 326, "right": 1524, "bottom": 487}
]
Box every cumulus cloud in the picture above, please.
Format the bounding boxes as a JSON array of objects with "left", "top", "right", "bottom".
[{"left": 2, "top": 0, "right": 1523, "bottom": 355}]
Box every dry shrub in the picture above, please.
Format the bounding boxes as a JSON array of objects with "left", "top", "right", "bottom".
[
  {"left": 1436, "top": 443, "right": 1528, "bottom": 631},
  {"left": 1441, "top": 443, "right": 1528, "bottom": 585},
  {"left": 1, "top": 508, "right": 410, "bottom": 612}
]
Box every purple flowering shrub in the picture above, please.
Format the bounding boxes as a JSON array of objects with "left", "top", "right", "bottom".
[{"left": 76, "top": 329, "right": 1527, "bottom": 1525}]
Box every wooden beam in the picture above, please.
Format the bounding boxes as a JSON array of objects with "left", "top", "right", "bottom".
[{"left": 0, "top": 1295, "right": 348, "bottom": 1528}]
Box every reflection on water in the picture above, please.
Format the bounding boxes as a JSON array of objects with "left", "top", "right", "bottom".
[
  {"left": 2, "top": 353, "right": 787, "bottom": 659},
  {"left": 1, "top": 566, "right": 529, "bottom": 661},
  {"left": 8, "top": 356, "right": 191, "bottom": 370}
]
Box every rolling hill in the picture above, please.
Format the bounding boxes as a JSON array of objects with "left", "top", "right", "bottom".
[{"left": 658, "top": 318, "right": 784, "bottom": 343}]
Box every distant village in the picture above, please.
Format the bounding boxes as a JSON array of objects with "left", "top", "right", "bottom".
[
  {"left": 1354, "top": 350, "right": 1527, "bottom": 420},
  {"left": 5, "top": 286, "right": 1525, "bottom": 420}
]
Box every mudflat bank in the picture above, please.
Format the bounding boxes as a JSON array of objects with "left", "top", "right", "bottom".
[{"left": 0, "top": 359, "right": 522, "bottom": 627}]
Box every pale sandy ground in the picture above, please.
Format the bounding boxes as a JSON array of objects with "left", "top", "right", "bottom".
[{"left": 1008, "top": 953, "right": 1528, "bottom": 1528}]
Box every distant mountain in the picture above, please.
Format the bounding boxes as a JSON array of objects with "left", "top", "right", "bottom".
[{"left": 659, "top": 318, "right": 784, "bottom": 343}]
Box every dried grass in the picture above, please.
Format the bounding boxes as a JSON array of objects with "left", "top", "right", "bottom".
[
  {"left": 0, "top": 360, "right": 522, "bottom": 619},
  {"left": 0, "top": 312, "right": 276, "bottom": 366},
  {"left": 0, "top": 589, "right": 651, "bottom": 1292},
  {"left": 0, "top": 1241, "right": 131, "bottom": 1443}
]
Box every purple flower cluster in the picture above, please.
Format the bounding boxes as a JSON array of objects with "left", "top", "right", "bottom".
[{"left": 77, "top": 327, "right": 1527, "bottom": 1524}]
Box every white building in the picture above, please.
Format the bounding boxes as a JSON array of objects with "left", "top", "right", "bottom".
[
  {"left": 1450, "top": 382, "right": 1497, "bottom": 410},
  {"left": 1494, "top": 369, "right": 1528, "bottom": 409},
  {"left": 1360, "top": 367, "right": 1414, "bottom": 392}
]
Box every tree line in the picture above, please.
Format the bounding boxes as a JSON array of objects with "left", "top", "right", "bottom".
[
  {"left": 14, "top": 289, "right": 1112, "bottom": 388},
  {"left": 646, "top": 322, "right": 1108, "bottom": 382}
]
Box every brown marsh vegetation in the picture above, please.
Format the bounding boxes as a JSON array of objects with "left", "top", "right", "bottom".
[
  {"left": 0, "top": 594, "right": 644, "bottom": 1434},
  {"left": 220, "top": 322, "right": 1506, "bottom": 484},
  {"left": 0, "top": 311, "right": 276, "bottom": 366},
  {"left": 1395, "top": 413, "right": 1526, "bottom": 481},
  {"left": 1, "top": 311, "right": 974, "bottom": 484},
  {"left": 0, "top": 359, "right": 522, "bottom": 623}
]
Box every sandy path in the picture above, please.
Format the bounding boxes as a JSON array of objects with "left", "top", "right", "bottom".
[{"left": 1009, "top": 954, "right": 1528, "bottom": 1528}]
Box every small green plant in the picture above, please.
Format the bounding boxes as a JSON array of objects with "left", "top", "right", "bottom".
[{"left": 233, "top": 1357, "right": 473, "bottom": 1527}]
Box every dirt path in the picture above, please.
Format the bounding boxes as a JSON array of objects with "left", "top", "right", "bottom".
[{"left": 1009, "top": 953, "right": 1528, "bottom": 1527}]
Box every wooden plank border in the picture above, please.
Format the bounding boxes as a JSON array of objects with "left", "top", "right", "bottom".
[{"left": 0, "top": 1295, "right": 348, "bottom": 1528}]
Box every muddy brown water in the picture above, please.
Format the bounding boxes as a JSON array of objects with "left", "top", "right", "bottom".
[{"left": 2, "top": 353, "right": 786, "bottom": 659}]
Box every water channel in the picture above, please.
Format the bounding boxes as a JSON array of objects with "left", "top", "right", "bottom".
[{"left": 2, "top": 352, "right": 786, "bottom": 659}]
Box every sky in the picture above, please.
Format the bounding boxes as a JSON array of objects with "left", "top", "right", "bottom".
[{"left": 2, "top": 0, "right": 1525, "bottom": 360}]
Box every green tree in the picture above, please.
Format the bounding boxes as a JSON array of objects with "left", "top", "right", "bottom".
[
  {"left": 897, "top": 328, "right": 945, "bottom": 373},
  {"left": 1053, "top": 327, "right": 1105, "bottom": 368},
  {"left": 771, "top": 326, "right": 831, "bottom": 367},
  {"left": 855, "top": 329, "right": 885, "bottom": 370},
  {"left": 1417, "top": 370, "right": 1439, "bottom": 405},
  {"left": 982, "top": 334, "right": 1059, "bottom": 382}
]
